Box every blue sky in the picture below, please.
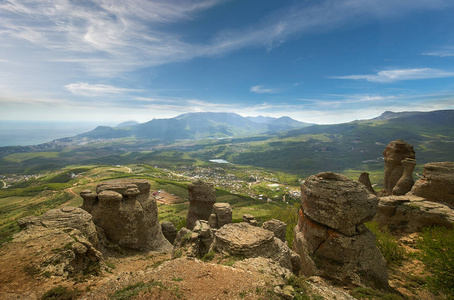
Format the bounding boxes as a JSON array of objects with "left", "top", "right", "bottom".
[{"left": 1, "top": 0, "right": 454, "bottom": 124}]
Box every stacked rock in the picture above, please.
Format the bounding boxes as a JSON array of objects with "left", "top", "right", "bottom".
[
  {"left": 80, "top": 179, "right": 171, "bottom": 251},
  {"left": 186, "top": 180, "right": 216, "bottom": 230},
  {"left": 293, "top": 172, "right": 389, "bottom": 290}
]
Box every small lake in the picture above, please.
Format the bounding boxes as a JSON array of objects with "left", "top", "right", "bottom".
[{"left": 209, "top": 159, "right": 230, "bottom": 164}]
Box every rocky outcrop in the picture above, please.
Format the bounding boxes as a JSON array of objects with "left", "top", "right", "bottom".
[
  {"left": 210, "top": 222, "right": 301, "bottom": 274},
  {"left": 382, "top": 140, "right": 416, "bottom": 196},
  {"left": 13, "top": 207, "right": 104, "bottom": 277},
  {"left": 208, "top": 203, "right": 232, "bottom": 229},
  {"left": 374, "top": 195, "right": 454, "bottom": 232},
  {"left": 242, "top": 214, "right": 258, "bottom": 226},
  {"left": 161, "top": 221, "right": 177, "bottom": 245},
  {"left": 173, "top": 220, "right": 214, "bottom": 258},
  {"left": 186, "top": 180, "right": 216, "bottom": 230},
  {"left": 80, "top": 179, "right": 171, "bottom": 251},
  {"left": 262, "top": 219, "right": 287, "bottom": 243},
  {"left": 293, "top": 172, "right": 389, "bottom": 290},
  {"left": 411, "top": 162, "right": 454, "bottom": 208},
  {"left": 358, "top": 172, "right": 376, "bottom": 195}
]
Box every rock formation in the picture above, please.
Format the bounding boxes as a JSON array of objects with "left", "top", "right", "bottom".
[
  {"left": 374, "top": 195, "right": 454, "bottom": 232},
  {"left": 411, "top": 162, "right": 454, "bottom": 207},
  {"left": 13, "top": 207, "right": 104, "bottom": 277},
  {"left": 382, "top": 140, "right": 416, "bottom": 196},
  {"left": 186, "top": 180, "right": 216, "bottom": 230},
  {"left": 173, "top": 220, "right": 214, "bottom": 258},
  {"left": 242, "top": 214, "right": 258, "bottom": 226},
  {"left": 358, "top": 172, "right": 376, "bottom": 195},
  {"left": 161, "top": 221, "right": 178, "bottom": 245},
  {"left": 208, "top": 203, "right": 232, "bottom": 229},
  {"left": 80, "top": 179, "right": 171, "bottom": 251},
  {"left": 262, "top": 219, "right": 287, "bottom": 243},
  {"left": 210, "top": 222, "right": 301, "bottom": 274},
  {"left": 293, "top": 172, "right": 389, "bottom": 290}
]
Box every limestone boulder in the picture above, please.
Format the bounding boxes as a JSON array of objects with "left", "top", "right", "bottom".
[
  {"left": 242, "top": 214, "right": 258, "bottom": 226},
  {"left": 210, "top": 222, "right": 301, "bottom": 274},
  {"left": 186, "top": 180, "right": 216, "bottom": 230},
  {"left": 262, "top": 219, "right": 287, "bottom": 243},
  {"left": 301, "top": 172, "right": 378, "bottom": 236},
  {"left": 374, "top": 195, "right": 454, "bottom": 233},
  {"left": 161, "top": 221, "right": 177, "bottom": 245},
  {"left": 294, "top": 172, "right": 389, "bottom": 290},
  {"left": 382, "top": 140, "right": 415, "bottom": 196},
  {"left": 358, "top": 172, "right": 376, "bottom": 195},
  {"left": 411, "top": 162, "right": 454, "bottom": 207},
  {"left": 14, "top": 208, "right": 105, "bottom": 278},
  {"left": 172, "top": 221, "right": 213, "bottom": 258},
  {"left": 80, "top": 179, "right": 171, "bottom": 251},
  {"left": 211, "top": 203, "right": 232, "bottom": 228}
]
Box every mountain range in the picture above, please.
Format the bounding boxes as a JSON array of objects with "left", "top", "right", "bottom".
[{"left": 78, "top": 112, "right": 312, "bottom": 141}]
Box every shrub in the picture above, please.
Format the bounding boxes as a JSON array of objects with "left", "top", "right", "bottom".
[
  {"left": 41, "top": 286, "right": 80, "bottom": 300},
  {"left": 365, "top": 221, "right": 405, "bottom": 265},
  {"left": 268, "top": 203, "right": 299, "bottom": 247},
  {"left": 417, "top": 226, "right": 454, "bottom": 295}
]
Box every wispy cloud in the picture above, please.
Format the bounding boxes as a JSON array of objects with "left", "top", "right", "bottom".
[
  {"left": 250, "top": 85, "right": 278, "bottom": 94},
  {"left": 65, "top": 83, "right": 142, "bottom": 97},
  {"left": 1, "top": 0, "right": 453, "bottom": 76},
  {"left": 423, "top": 47, "right": 454, "bottom": 57},
  {"left": 332, "top": 68, "right": 454, "bottom": 83}
]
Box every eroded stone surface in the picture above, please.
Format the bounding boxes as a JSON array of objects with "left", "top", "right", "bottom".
[
  {"left": 186, "top": 180, "right": 216, "bottom": 230},
  {"left": 80, "top": 179, "right": 171, "bottom": 251},
  {"left": 411, "top": 162, "right": 454, "bottom": 207},
  {"left": 382, "top": 140, "right": 415, "bottom": 196}
]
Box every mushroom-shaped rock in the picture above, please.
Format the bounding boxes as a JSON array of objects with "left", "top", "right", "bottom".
[
  {"left": 382, "top": 140, "right": 415, "bottom": 196},
  {"left": 186, "top": 180, "right": 216, "bottom": 230}
]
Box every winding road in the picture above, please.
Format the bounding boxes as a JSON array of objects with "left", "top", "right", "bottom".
[{"left": 0, "top": 180, "right": 7, "bottom": 189}]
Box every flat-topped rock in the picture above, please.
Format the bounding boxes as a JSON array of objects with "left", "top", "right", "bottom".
[{"left": 301, "top": 172, "right": 378, "bottom": 236}]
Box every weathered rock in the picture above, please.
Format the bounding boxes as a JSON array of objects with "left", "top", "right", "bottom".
[
  {"left": 211, "top": 203, "right": 232, "bottom": 228},
  {"left": 411, "top": 162, "right": 454, "bottom": 207},
  {"left": 172, "top": 221, "right": 214, "bottom": 258},
  {"left": 186, "top": 180, "right": 216, "bottom": 230},
  {"left": 301, "top": 172, "right": 378, "bottom": 236},
  {"left": 358, "top": 172, "right": 376, "bottom": 195},
  {"left": 294, "top": 172, "right": 389, "bottom": 290},
  {"left": 393, "top": 158, "right": 416, "bottom": 196},
  {"left": 262, "top": 219, "right": 287, "bottom": 243},
  {"left": 242, "top": 214, "right": 258, "bottom": 226},
  {"left": 382, "top": 140, "right": 415, "bottom": 196},
  {"left": 210, "top": 222, "right": 301, "bottom": 274},
  {"left": 80, "top": 179, "right": 171, "bottom": 251},
  {"left": 374, "top": 195, "right": 454, "bottom": 233},
  {"left": 161, "top": 221, "right": 177, "bottom": 245},
  {"left": 14, "top": 208, "right": 105, "bottom": 277}
]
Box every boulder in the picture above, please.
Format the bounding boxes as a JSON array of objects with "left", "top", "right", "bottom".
[
  {"left": 358, "top": 172, "right": 376, "bottom": 195},
  {"left": 262, "top": 219, "right": 287, "bottom": 243},
  {"left": 172, "top": 221, "right": 214, "bottom": 258},
  {"left": 210, "top": 222, "right": 301, "bottom": 274},
  {"left": 161, "top": 221, "right": 177, "bottom": 245},
  {"left": 210, "top": 203, "right": 232, "bottom": 229},
  {"left": 411, "top": 162, "right": 454, "bottom": 207},
  {"left": 301, "top": 172, "right": 378, "bottom": 236},
  {"left": 242, "top": 214, "right": 258, "bottom": 226},
  {"left": 13, "top": 207, "right": 105, "bottom": 278},
  {"left": 293, "top": 172, "right": 389, "bottom": 290},
  {"left": 382, "top": 140, "right": 415, "bottom": 196},
  {"left": 80, "top": 179, "right": 171, "bottom": 251},
  {"left": 374, "top": 195, "right": 454, "bottom": 233},
  {"left": 186, "top": 180, "right": 216, "bottom": 230}
]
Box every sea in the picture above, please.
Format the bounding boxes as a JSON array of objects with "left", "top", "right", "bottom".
[{"left": 0, "top": 121, "right": 109, "bottom": 147}]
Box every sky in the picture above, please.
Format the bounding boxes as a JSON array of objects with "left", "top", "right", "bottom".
[{"left": 1, "top": 0, "right": 454, "bottom": 125}]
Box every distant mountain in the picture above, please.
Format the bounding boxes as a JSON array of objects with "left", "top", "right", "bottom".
[
  {"left": 77, "top": 112, "right": 312, "bottom": 141},
  {"left": 116, "top": 121, "right": 139, "bottom": 128}
]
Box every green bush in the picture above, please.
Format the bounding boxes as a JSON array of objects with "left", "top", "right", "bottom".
[
  {"left": 41, "top": 286, "right": 80, "bottom": 300},
  {"left": 268, "top": 203, "right": 299, "bottom": 247},
  {"left": 417, "top": 226, "right": 454, "bottom": 295},
  {"left": 365, "top": 221, "right": 405, "bottom": 265}
]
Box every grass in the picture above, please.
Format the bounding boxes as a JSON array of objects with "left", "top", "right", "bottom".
[
  {"left": 41, "top": 285, "right": 80, "bottom": 300},
  {"left": 365, "top": 221, "right": 405, "bottom": 266},
  {"left": 417, "top": 226, "right": 454, "bottom": 296}
]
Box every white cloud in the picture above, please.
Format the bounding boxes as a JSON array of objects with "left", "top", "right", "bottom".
[
  {"left": 250, "top": 85, "right": 278, "bottom": 94},
  {"left": 423, "top": 47, "right": 454, "bottom": 57},
  {"left": 332, "top": 68, "right": 454, "bottom": 83},
  {"left": 65, "top": 83, "right": 142, "bottom": 96}
]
